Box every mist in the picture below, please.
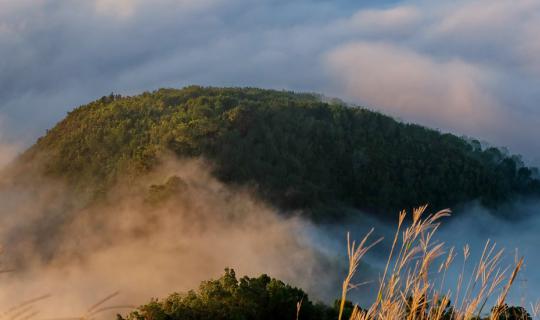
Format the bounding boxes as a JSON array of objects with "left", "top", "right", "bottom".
[
  {"left": 0, "top": 151, "right": 539, "bottom": 318},
  {"left": 0, "top": 158, "right": 342, "bottom": 318}
]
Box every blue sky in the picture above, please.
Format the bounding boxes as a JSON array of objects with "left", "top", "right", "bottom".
[{"left": 1, "top": 0, "right": 540, "bottom": 164}]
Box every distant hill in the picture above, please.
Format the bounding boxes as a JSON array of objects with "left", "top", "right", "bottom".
[{"left": 19, "top": 86, "right": 540, "bottom": 218}]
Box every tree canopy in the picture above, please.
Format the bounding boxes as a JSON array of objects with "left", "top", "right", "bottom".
[
  {"left": 119, "top": 268, "right": 338, "bottom": 320},
  {"left": 21, "top": 86, "right": 540, "bottom": 218}
]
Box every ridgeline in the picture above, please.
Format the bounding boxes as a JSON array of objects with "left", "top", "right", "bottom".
[{"left": 21, "top": 86, "right": 540, "bottom": 219}]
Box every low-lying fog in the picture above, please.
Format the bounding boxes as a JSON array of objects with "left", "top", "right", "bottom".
[{"left": 0, "top": 156, "right": 538, "bottom": 319}]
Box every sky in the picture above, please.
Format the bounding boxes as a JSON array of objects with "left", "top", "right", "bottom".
[{"left": 1, "top": 0, "right": 540, "bottom": 164}]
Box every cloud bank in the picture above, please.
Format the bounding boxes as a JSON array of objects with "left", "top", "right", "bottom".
[
  {"left": 1, "top": 0, "right": 540, "bottom": 164},
  {"left": 0, "top": 159, "right": 341, "bottom": 318},
  {"left": 1, "top": 155, "right": 535, "bottom": 318}
]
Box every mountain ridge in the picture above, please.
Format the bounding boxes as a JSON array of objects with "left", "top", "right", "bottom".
[{"left": 17, "top": 86, "right": 540, "bottom": 218}]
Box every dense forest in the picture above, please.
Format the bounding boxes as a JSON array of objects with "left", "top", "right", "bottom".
[{"left": 20, "top": 86, "right": 540, "bottom": 218}]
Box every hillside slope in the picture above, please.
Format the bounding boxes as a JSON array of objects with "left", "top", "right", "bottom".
[{"left": 20, "top": 86, "right": 540, "bottom": 217}]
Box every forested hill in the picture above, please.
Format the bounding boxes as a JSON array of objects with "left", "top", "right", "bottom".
[{"left": 20, "top": 86, "right": 540, "bottom": 218}]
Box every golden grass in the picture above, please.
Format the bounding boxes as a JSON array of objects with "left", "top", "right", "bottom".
[
  {"left": 339, "top": 205, "right": 526, "bottom": 320},
  {"left": 0, "top": 292, "right": 135, "bottom": 320},
  {"left": 0, "top": 295, "right": 50, "bottom": 320},
  {"left": 338, "top": 230, "right": 383, "bottom": 320}
]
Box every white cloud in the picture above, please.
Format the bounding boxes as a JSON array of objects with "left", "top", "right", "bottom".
[
  {"left": 324, "top": 0, "right": 540, "bottom": 161},
  {"left": 346, "top": 6, "right": 421, "bottom": 34},
  {"left": 1, "top": 0, "right": 540, "bottom": 161},
  {"left": 93, "top": 0, "right": 224, "bottom": 19},
  {"left": 325, "top": 42, "right": 501, "bottom": 134}
]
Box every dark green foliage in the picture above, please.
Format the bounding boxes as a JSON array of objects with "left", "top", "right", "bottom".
[
  {"left": 22, "top": 86, "right": 540, "bottom": 218},
  {"left": 119, "top": 268, "right": 338, "bottom": 320},
  {"left": 490, "top": 304, "right": 532, "bottom": 320},
  {"left": 333, "top": 299, "right": 355, "bottom": 320}
]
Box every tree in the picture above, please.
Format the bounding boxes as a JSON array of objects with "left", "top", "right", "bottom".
[{"left": 120, "top": 269, "right": 338, "bottom": 320}]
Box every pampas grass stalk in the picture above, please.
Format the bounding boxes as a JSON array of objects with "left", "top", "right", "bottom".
[
  {"left": 344, "top": 205, "right": 526, "bottom": 320},
  {"left": 338, "top": 230, "right": 382, "bottom": 320}
]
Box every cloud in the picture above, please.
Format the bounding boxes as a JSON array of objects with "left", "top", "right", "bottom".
[
  {"left": 323, "top": 40, "right": 540, "bottom": 154},
  {"left": 325, "top": 42, "right": 500, "bottom": 133},
  {"left": 0, "top": 159, "right": 340, "bottom": 318},
  {"left": 1, "top": 0, "right": 540, "bottom": 159},
  {"left": 342, "top": 6, "right": 421, "bottom": 36},
  {"left": 323, "top": 0, "right": 540, "bottom": 162},
  {"left": 0, "top": 0, "right": 337, "bottom": 142},
  {"left": 93, "top": 0, "right": 224, "bottom": 19},
  {"left": 3, "top": 155, "right": 534, "bottom": 315}
]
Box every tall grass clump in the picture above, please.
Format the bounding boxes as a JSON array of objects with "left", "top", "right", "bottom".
[{"left": 339, "top": 205, "right": 525, "bottom": 320}]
